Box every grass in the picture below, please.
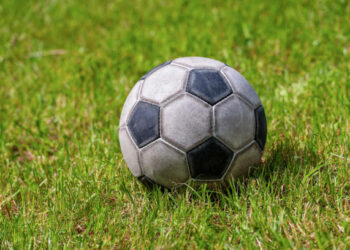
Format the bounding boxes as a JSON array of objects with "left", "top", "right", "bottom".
[{"left": 0, "top": 0, "right": 349, "bottom": 248}]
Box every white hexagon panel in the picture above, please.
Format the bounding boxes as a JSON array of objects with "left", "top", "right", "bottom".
[
  {"left": 140, "top": 64, "right": 188, "bottom": 104},
  {"left": 172, "top": 57, "right": 225, "bottom": 69},
  {"left": 221, "top": 66, "right": 261, "bottom": 108},
  {"left": 161, "top": 94, "right": 212, "bottom": 151},
  {"left": 119, "top": 128, "right": 142, "bottom": 177},
  {"left": 119, "top": 80, "right": 142, "bottom": 128},
  {"left": 214, "top": 94, "right": 255, "bottom": 151},
  {"left": 140, "top": 139, "right": 189, "bottom": 188},
  {"left": 224, "top": 142, "right": 262, "bottom": 182}
]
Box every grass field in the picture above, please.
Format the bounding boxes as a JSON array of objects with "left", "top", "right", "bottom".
[{"left": 0, "top": 0, "right": 349, "bottom": 248}]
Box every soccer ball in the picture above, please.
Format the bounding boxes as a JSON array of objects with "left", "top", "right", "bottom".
[{"left": 119, "top": 57, "right": 267, "bottom": 188}]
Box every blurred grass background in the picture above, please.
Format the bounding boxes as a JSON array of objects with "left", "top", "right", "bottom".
[{"left": 0, "top": 0, "right": 349, "bottom": 248}]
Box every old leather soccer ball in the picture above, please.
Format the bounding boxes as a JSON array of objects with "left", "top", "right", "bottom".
[{"left": 119, "top": 57, "right": 267, "bottom": 188}]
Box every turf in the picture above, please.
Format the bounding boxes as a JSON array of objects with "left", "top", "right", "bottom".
[{"left": 0, "top": 0, "right": 349, "bottom": 248}]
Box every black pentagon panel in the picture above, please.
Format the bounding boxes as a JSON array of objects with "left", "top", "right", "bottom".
[
  {"left": 141, "top": 60, "right": 172, "bottom": 80},
  {"left": 187, "top": 137, "right": 234, "bottom": 180},
  {"left": 255, "top": 105, "right": 267, "bottom": 150},
  {"left": 186, "top": 69, "right": 233, "bottom": 105},
  {"left": 127, "top": 101, "right": 160, "bottom": 148}
]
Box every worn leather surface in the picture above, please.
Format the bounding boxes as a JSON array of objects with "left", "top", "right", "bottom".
[
  {"left": 187, "top": 137, "right": 233, "bottom": 179},
  {"left": 140, "top": 139, "right": 189, "bottom": 188},
  {"left": 224, "top": 142, "right": 262, "bottom": 182},
  {"left": 141, "top": 60, "right": 172, "bottom": 80},
  {"left": 161, "top": 94, "right": 211, "bottom": 151},
  {"left": 255, "top": 105, "right": 267, "bottom": 150},
  {"left": 119, "top": 128, "right": 142, "bottom": 177},
  {"left": 127, "top": 101, "right": 160, "bottom": 148},
  {"left": 186, "top": 69, "right": 232, "bottom": 105},
  {"left": 214, "top": 94, "right": 255, "bottom": 151},
  {"left": 172, "top": 57, "right": 225, "bottom": 69},
  {"left": 118, "top": 57, "right": 266, "bottom": 187},
  {"left": 141, "top": 64, "right": 188, "bottom": 104},
  {"left": 119, "top": 80, "right": 141, "bottom": 128},
  {"left": 221, "top": 66, "right": 261, "bottom": 108}
]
